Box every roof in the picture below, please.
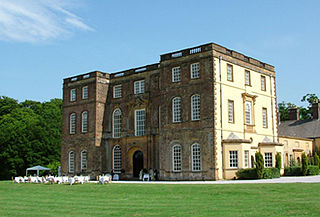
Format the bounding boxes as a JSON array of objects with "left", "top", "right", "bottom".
[{"left": 279, "top": 119, "right": 320, "bottom": 139}]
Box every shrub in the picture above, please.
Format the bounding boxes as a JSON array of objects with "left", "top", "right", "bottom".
[
  {"left": 314, "top": 152, "right": 320, "bottom": 167},
  {"left": 289, "top": 158, "right": 297, "bottom": 167},
  {"left": 307, "top": 166, "right": 320, "bottom": 175},
  {"left": 255, "top": 152, "right": 264, "bottom": 179},
  {"left": 275, "top": 152, "right": 281, "bottom": 169},
  {"left": 236, "top": 168, "right": 257, "bottom": 179},
  {"left": 309, "top": 156, "right": 314, "bottom": 166},
  {"left": 284, "top": 166, "right": 302, "bottom": 176},
  {"left": 263, "top": 168, "right": 280, "bottom": 179},
  {"left": 302, "top": 153, "right": 308, "bottom": 176}
]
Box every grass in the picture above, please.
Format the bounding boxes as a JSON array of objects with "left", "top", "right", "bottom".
[{"left": 1, "top": 181, "right": 320, "bottom": 216}]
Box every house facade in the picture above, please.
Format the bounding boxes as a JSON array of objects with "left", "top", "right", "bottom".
[{"left": 61, "top": 42, "right": 282, "bottom": 180}]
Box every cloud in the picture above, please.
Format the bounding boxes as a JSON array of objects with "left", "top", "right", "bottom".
[{"left": 0, "top": 0, "right": 93, "bottom": 43}]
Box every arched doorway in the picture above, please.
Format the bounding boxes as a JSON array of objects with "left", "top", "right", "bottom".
[{"left": 133, "top": 151, "right": 143, "bottom": 177}]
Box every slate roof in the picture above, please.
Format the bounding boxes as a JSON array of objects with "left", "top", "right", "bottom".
[{"left": 278, "top": 119, "right": 320, "bottom": 139}]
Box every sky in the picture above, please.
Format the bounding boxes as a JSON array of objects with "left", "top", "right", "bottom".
[{"left": 0, "top": 0, "right": 319, "bottom": 106}]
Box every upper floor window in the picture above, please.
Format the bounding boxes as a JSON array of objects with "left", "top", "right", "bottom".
[
  {"left": 70, "top": 113, "right": 76, "bottom": 134},
  {"left": 172, "top": 97, "right": 181, "bottom": 123},
  {"left": 229, "top": 150, "right": 238, "bottom": 168},
  {"left": 245, "top": 101, "right": 252, "bottom": 125},
  {"left": 228, "top": 100, "right": 234, "bottom": 123},
  {"left": 172, "top": 145, "right": 182, "bottom": 172},
  {"left": 134, "top": 80, "right": 145, "bottom": 94},
  {"left": 191, "top": 94, "right": 200, "bottom": 121},
  {"left": 70, "top": 89, "right": 76, "bottom": 102},
  {"left": 81, "top": 111, "right": 88, "bottom": 133},
  {"left": 113, "top": 145, "right": 121, "bottom": 172},
  {"left": 192, "top": 144, "right": 201, "bottom": 171},
  {"left": 262, "top": 108, "right": 268, "bottom": 128},
  {"left": 81, "top": 150, "right": 87, "bottom": 170},
  {"left": 113, "top": 109, "right": 122, "bottom": 138},
  {"left": 172, "top": 67, "right": 181, "bottom": 82},
  {"left": 261, "top": 75, "right": 266, "bottom": 91},
  {"left": 191, "top": 63, "right": 200, "bottom": 79},
  {"left": 135, "top": 109, "right": 145, "bottom": 136},
  {"left": 227, "top": 64, "right": 233, "bottom": 81},
  {"left": 69, "top": 151, "right": 74, "bottom": 173},
  {"left": 113, "top": 85, "right": 122, "bottom": 98},
  {"left": 82, "top": 86, "right": 88, "bottom": 99},
  {"left": 245, "top": 70, "right": 251, "bottom": 86},
  {"left": 265, "top": 153, "right": 272, "bottom": 167}
]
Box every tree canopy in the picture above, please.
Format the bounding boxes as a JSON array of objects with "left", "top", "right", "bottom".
[{"left": 0, "top": 96, "right": 62, "bottom": 180}]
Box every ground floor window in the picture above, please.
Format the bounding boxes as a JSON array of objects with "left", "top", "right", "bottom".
[
  {"left": 244, "top": 150, "right": 249, "bottom": 168},
  {"left": 229, "top": 150, "right": 238, "bottom": 168},
  {"left": 81, "top": 150, "right": 87, "bottom": 170},
  {"left": 173, "top": 145, "right": 182, "bottom": 172},
  {"left": 113, "top": 145, "right": 121, "bottom": 172},
  {"left": 69, "top": 151, "right": 74, "bottom": 173},
  {"left": 265, "top": 152, "right": 273, "bottom": 168},
  {"left": 192, "top": 144, "right": 201, "bottom": 171}
]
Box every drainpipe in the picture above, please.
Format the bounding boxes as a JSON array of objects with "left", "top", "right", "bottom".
[
  {"left": 270, "top": 75, "right": 275, "bottom": 142},
  {"left": 219, "top": 56, "right": 225, "bottom": 178}
]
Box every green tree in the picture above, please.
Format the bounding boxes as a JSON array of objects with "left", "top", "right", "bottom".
[
  {"left": 275, "top": 152, "right": 282, "bottom": 169},
  {"left": 314, "top": 152, "right": 320, "bottom": 167},
  {"left": 255, "top": 152, "right": 264, "bottom": 179},
  {"left": 301, "top": 153, "right": 308, "bottom": 176}
]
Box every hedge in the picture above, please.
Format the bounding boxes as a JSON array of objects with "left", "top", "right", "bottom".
[
  {"left": 307, "top": 166, "right": 320, "bottom": 175},
  {"left": 263, "top": 168, "right": 280, "bottom": 179},
  {"left": 284, "top": 166, "right": 302, "bottom": 176},
  {"left": 236, "top": 168, "right": 257, "bottom": 179}
]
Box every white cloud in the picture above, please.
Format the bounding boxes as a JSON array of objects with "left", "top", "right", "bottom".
[{"left": 0, "top": 0, "right": 93, "bottom": 43}]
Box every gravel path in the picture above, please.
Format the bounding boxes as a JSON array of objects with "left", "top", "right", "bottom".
[{"left": 111, "top": 175, "right": 320, "bottom": 184}]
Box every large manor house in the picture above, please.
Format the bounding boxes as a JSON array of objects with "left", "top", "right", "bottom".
[{"left": 61, "top": 42, "right": 319, "bottom": 180}]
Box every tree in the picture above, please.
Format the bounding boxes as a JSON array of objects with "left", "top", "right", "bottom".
[
  {"left": 255, "top": 152, "right": 264, "bottom": 179},
  {"left": 275, "top": 152, "right": 282, "bottom": 169},
  {"left": 278, "top": 101, "right": 296, "bottom": 121},
  {"left": 301, "top": 153, "right": 308, "bottom": 176},
  {"left": 314, "top": 152, "right": 320, "bottom": 168}
]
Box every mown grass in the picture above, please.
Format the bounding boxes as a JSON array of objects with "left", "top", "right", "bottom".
[{"left": 1, "top": 181, "right": 320, "bottom": 216}]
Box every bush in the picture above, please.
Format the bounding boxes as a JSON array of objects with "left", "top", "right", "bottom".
[
  {"left": 309, "top": 156, "right": 314, "bottom": 166},
  {"left": 314, "top": 152, "right": 320, "bottom": 167},
  {"left": 302, "top": 153, "right": 308, "bottom": 176},
  {"left": 289, "top": 158, "right": 297, "bottom": 167},
  {"left": 255, "top": 152, "right": 264, "bottom": 179},
  {"left": 284, "top": 166, "right": 302, "bottom": 176},
  {"left": 263, "top": 168, "right": 280, "bottom": 179},
  {"left": 275, "top": 152, "right": 281, "bottom": 169},
  {"left": 307, "top": 166, "right": 320, "bottom": 175},
  {"left": 236, "top": 168, "right": 257, "bottom": 179}
]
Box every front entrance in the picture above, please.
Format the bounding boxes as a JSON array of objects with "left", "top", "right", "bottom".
[{"left": 133, "top": 151, "right": 143, "bottom": 177}]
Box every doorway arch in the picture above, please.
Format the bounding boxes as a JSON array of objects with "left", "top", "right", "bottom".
[{"left": 133, "top": 151, "right": 143, "bottom": 177}]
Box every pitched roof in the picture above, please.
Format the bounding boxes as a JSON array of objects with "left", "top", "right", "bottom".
[{"left": 279, "top": 119, "right": 320, "bottom": 139}]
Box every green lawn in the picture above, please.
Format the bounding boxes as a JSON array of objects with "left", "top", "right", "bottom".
[{"left": 1, "top": 181, "right": 320, "bottom": 216}]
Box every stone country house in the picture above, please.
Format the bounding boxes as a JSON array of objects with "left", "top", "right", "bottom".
[{"left": 61, "top": 42, "right": 284, "bottom": 180}]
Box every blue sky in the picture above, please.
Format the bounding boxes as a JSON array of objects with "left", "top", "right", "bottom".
[{"left": 0, "top": 0, "right": 319, "bottom": 106}]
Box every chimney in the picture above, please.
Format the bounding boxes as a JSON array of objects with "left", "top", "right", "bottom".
[
  {"left": 312, "top": 101, "right": 320, "bottom": 119},
  {"left": 288, "top": 108, "right": 299, "bottom": 120}
]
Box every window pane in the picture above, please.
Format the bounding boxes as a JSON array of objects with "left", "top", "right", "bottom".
[
  {"left": 191, "top": 63, "right": 200, "bottom": 79},
  {"left": 261, "top": 76, "right": 266, "bottom": 91},
  {"left": 113, "top": 145, "right": 121, "bottom": 172},
  {"left": 262, "top": 108, "right": 267, "bottom": 128},
  {"left": 135, "top": 109, "right": 145, "bottom": 136},
  {"left": 172, "top": 67, "right": 181, "bottom": 82},
  {"left": 227, "top": 64, "right": 233, "bottom": 81},
  {"left": 134, "top": 80, "right": 145, "bottom": 94},
  {"left": 191, "top": 95, "right": 200, "bottom": 120},
  {"left": 81, "top": 150, "right": 87, "bottom": 170},
  {"left": 245, "top": 70, "right": 250, "bottom": 85},
  {"left": 228, "top": 100, "right": 234, "bottom": 123},
  {"left": 113, "top": 109, "right": 121, "bottom": 138},
  {"left": 82, "top": 86, "right": 88, "bottom": 99},
  {"left": 113, "top": 85, "right": 122, "bottom": 98},
  {"left": 70, "top": 113, "right": 76, "bottom": 134},
  {"left": 69, "top": 151, "right": 74, "bottom": 173},
  {"left": 173, "top": 145, "right": 182, "bottom": 171},
  {"left": 245, "top": 101, "right": 252, "bottom": 125},
  {"left": 265, "top": 153, "right": 272, "bottom": 167},
  {"left": 172, "top": 97, "right": 181, "bottom": 123},
  {"left": 229, "top": 150, "right": 238, "bottom": 168},
  {"left": 244, "top": 150, "right": 249, "bottom": 168},
  {"left": 82, "top": 111, "right": 88, "bottom": 133},
  {"left": 192, "top": 144, "right": 201, "bottom": 171},
  {"left": 70, "top": 89, "right": 76, "bottom": 101}
]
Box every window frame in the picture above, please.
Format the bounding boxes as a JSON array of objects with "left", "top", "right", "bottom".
[
  {"left": 227, "top": 64, "right": 233, "bottom": 82},
  {"left": 172, "top": 145, "right": 182, "bottom": 172},
  {"left": 265, "top": 152, "right": 273, "bottom": 168},
  {"left": 81, "top": 150, "right": 87, "bottom": 170},
  {"left": 81, "top": 111, "right": 88, "bottom": 133},
  {"left": 70, "top": 113, "right": 76, "bottom": 134},
  {"left": 70, "top": 89, "right": 76, "bottom": 102},
  {"left": 262, "top": 107, "right": 268, "bottom": 128},
  {"left": 172, "top": 97, "right": 181, "bottom": 123},
  {"left": 245, "top": 101, "right": 252, "bottom": 125},
  {"left": 172, "top": 66, "right": 181, "bottom": 82},
  {"left": 82, "top": 86, "right": 88, "bottom": 99},
  {"left": 228, "top": 100, "right": 234, "bottom": 123},
  {"left": 245, "top": 70, "right": 251, "bottom": 86},
  {"left": 191, "top": 94, "right": 200, "bottom": 121},
  {"left": 191, "top": 144, "right": 201, "bottom": 171},
  {"left": 229, "top": 150, "right": 238, "bottom": 168},
  {"left": 244, "top": 150, "right": 249, "bottom": 168},
  {"left": 134, "top": 80, "right": 145, "bottom": 94},
  {"left": 69, "top": 151, "right": 74, "bottom": 173},
  {"left": 113, "top": 145, "right": 121, "bottom": 172},
  {"left": 261, "top": 75, "right": 266, "bottom": 91},
  {"left": 112, "top": 108, "right": 122, "bottom": 138},
  {"left": 135, "top": 109, "right": 145, "bottom": 136},
  {"left": 113, "top": 85, "right": 122, "bottom": 98},
  {"left": 190, "top": 62, "right": 200, "bottom": 79}
]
